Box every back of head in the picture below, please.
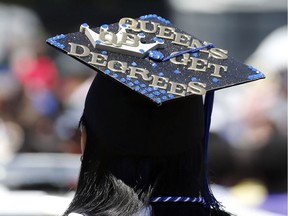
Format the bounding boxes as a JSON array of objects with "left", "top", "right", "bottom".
[
  {"left": 65, "top": 74, "right": 217, "bottom": 216},
  {"left": 48, "top": 15, "right": 264, "bottom": 216},
  {"left": 82, "top": 73, "right": 204, "bottom": 157}
]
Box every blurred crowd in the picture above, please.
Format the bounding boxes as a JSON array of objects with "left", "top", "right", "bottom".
[
  {"left": 0, "top": 1, "right": 286, "bottom": 216},
  {"left": 0, "top": 3, "right": 95, "bottom": 163}
]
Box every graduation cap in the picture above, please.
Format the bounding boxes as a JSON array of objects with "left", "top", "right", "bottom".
[
  {"left": 47, "top": 15, "right": 264, "bottom": 211},
  {"left": 47, "top": 14, "right": 264, "bottom": 106}
]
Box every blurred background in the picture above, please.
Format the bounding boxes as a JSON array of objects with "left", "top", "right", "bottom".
[{"left": 0, "top": 0, "right": 286, "bottom": 215}]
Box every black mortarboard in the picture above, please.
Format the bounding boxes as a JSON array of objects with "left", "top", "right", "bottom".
[
  {"left": 47, "top": 14, "right": 264, "bottom": 105},
  {"left": 47, "top": 15, "right": 264, "bottom": 212}
]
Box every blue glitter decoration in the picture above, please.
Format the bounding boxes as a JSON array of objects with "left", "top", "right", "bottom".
[
  {"left": 153, "top": 91, "right": 160, "bottom": 96},
  {"left": 55, "top": 34, "right": 65, "bottom": 40},
  {"left": 101, "top": 24, "right": 108, "bottom": 29},
  {"left": 55, "top": 43, "right": 64, "bottom": 49},
  {"left": 153, "top": 87, "right": 158, "bottom": 90},
  {"left": 120, "top": 78, "right": 126, "bottom": 83},
  {"left": 134, "top": 80, "right": 140, "bottom": 85},
  {"left": 104, "top": 69, "right": 110, "bottom": 75},
  {"left": 134, "top": 86, "right": 141, "bottom": 91},
  {"left": 141, "top": 89, "right": 148, "bottom": 94},
  {"left": 138, "top": 32, "right": 145, "bottom": 37},
  {"left": 248, "top": 65, "right": 259, "bottom": 72},
  {"left": 148, "top": 50, "right": 164, "bottom": 61},
  {"left": 153, "top": 37, "right": 164, "bottom": 43},
  {"left": 126, "top": 77, "right": 132, "bottom": 81},
  {"left": 162, "top": 96, "right": 168, "bottom": 100},
  {"left": 212, "top": 78, "right": 219, "bottom": 83},
  {"left": 140, "top": 84, "right": 146, "bottom": 88},
  {"left": 139, "top": 49, "right": 145, "bottom": 54},
  {"left": 112, "top": 74, "right": 118, "bottom": 78},
  {"left": 152, "top": 63, "right": 158, "bottom": 68},
  {"left": 46, "top": 34, "right": 66, "bottom": 49},
  {"left": 148, "top": 93, "right": 154, "bottom": 98},
  {"left": 96, "top": 40, "right": 101, "bottom": 44},
  {"left": 101, "top": 51, "right": 108, "bottom": 55},
  {"left": 248, "top": 73, "right": 265, "bottom": 80},
  {"left": 147, "top": 87, "right": 153, "bottom": 92},
  {"left": 121, "top": 23, "right": 127, "bottom": 28},
  {"left": 139, "top": 14, "right": 171, "bottom": 25},
  {"left": 160, "top": 90, "right": 166, "bottom": 94},
  {"left": 158, "top": 72, "right": 164, "bottom": 77},
  {"left": 174, "top": 69, "right": 181, "bottom": 74},
  {"left": 155, "top": 98, "right": 162, "bottom": 104},
  {"left": 131, "top": 62, "right": 138, "bottom": 66},
  {"left": 168, "top": 94, "right": 174, "bottom": 99},
  {"left": 81, "top": 23, "right": 89, "bottom": 27},
  {"left": 192, "top": 53, "right": 198, "bottom": 57},
  {"left": 128, "top": 82, "right": 134, "bottom": 87},
  {"left": 247, "top": 66, "right": 265, "bottom": 80},
  {"left": 191, "top": 77, "right": 198, "bottom": 82}
]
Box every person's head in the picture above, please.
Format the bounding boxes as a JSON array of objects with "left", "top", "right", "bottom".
[
  {"left": 47, "top": 15, "right": 265, "bottom": 216},
  {"left": 65, "top": 73, "right": 206, "bottom": 215}
]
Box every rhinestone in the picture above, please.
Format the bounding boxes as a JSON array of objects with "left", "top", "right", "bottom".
[
  {"left": 153, "top": 91, "right": 160, "bottom": 96},
  {"left": 148, "top": 93, "right": 154, "bottom": 98},
  {"left": 174, "top": 69, "right": 181, "bottom": 74},
  {"left": 138, "top": 32, "right": 145, "bottom": 38},
  {"left": 153, "top": 37, "right": 164, "bottom": 43},
  {"left": 191, "top": 77, "right": 198, "bottom": 82},
  {"left": 101, "top": 24, "right": 108, "bottom": 29},
  {"left": 192, "top": 53, "right": 198, "bottom": 57},
  {"left": 148, "top": 50, "right": 164, "bottom": 61},
  {"left": 155, "top": 98, "right": 162, "bottom": 103}
]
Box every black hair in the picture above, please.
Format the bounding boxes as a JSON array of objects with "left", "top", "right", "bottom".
[{"left": 64, "top": 74, "right": 230, "bottom": 216}]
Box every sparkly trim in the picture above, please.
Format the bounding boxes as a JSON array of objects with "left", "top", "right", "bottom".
[
  {"left": 139, "top": 14, "right": 171, "bottom": 25},
  {"left": 247, "top": 65, "right": 265, "bottom": 80},
  {"left": 46, "top": 34, "right": 66, "bottom": 49}
]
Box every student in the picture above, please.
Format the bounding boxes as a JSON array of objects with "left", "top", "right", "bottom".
[{"left": 47, "top": 15, "right": 264, "bottom": 216}]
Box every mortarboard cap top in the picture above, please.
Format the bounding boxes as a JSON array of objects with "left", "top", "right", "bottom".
[{"left": 47, "top": 14, "right": 264, "bottom": 105}]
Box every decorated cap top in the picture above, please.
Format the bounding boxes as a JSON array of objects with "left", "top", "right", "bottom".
[{"left": 47, "top": 14, "right": 264, "bottom": 105}]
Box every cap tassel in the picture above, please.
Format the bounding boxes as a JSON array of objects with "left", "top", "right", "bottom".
[
  {"left": 202, "top": 90, "right": 222, "bottom": 209},
  {"left": 161, "top": 43, "right": 215, "bottom": 62}
]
